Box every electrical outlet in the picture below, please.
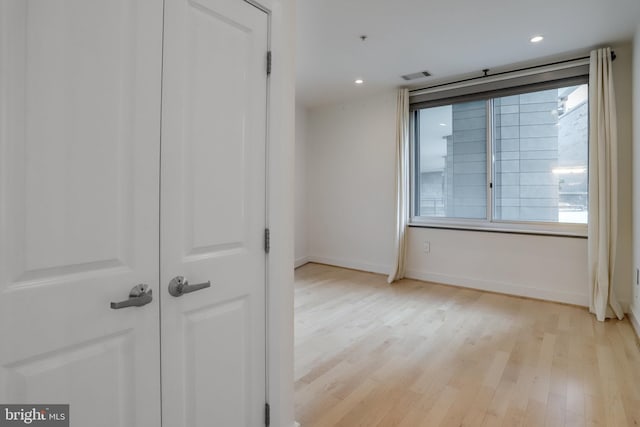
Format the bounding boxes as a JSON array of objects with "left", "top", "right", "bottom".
[{"left": 423, "top": 241, "right": 430, "bottom": 254}]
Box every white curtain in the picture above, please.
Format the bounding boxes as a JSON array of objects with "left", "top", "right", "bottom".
[
  {"left": 388, "top": 88, "right": 410, "bottom": 283},
  {"left": 588, "top": 47, "right": 624, "bottom": 321}
]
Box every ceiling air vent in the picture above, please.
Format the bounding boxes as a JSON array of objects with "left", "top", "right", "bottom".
[{"left": 401, "top": 70, "right": 432, "bottom": 81}]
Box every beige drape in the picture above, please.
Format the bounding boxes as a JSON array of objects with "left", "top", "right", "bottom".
[
  {"left": 388, "top": 88, "right": 410, "bottom": 283},
  {"left": 588, "top": 47, "right": 624, "bottom": 321}
]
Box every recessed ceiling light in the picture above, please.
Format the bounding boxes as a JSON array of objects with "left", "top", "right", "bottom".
[
  {"left": 355, "top": 79, "right": 364, "bottom": 85},
  {"left": 530, "top": 35, "right": 544, "bottom": 43},
  {"left": 439, "top": 123, "right": 446, "bottom": 126}
]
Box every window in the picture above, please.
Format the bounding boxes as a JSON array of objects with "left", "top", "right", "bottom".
[
  {"left": 411, "top": 79, "right": 589, "bottom": 235},
  {"left": 414, "top": 101, "right": 487, "bottom": 220}
]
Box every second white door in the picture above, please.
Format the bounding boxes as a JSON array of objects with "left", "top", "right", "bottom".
[{"left": 160, "top": 0, "right": 269, "bottom": 425}]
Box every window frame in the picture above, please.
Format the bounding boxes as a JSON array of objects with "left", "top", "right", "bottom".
[{"left": 409, "top": 76, "right": 589, "bottom": 238}]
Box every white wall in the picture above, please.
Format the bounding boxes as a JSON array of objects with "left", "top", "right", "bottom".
[
  {"left": 302, "top": 44, "right": 634, "bottom": 310},
  {"left": 612, "top": 43, "right": 634, "bottom": 309},
  {"left": 631, "top": 26, "right": 640, "bottom": 335},
  {"left": 307, "top": 90, "right": 397, "bottom": 274},
  {"left": 294, "top": 105, "right": 309, "bottom": 267},
  {"left": 406, "top": 229, "right": 588, "bottom": 304}
]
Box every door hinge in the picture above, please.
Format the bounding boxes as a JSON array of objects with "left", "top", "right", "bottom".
[
  {"left": 264, "top": 228, "right": 270, "bottom": 254},
  {"left": 266, "top": 51, "right": 272, "bottom": 75},
  {"left": 265, "top": 402, "right": 270, "bottom": 426}
]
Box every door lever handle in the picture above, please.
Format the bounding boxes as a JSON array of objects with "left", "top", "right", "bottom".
[
  {"left": 111, "top": 284, "right": 153, "bottom": 309},
  {"left": 168, "top": 276, "right": 211, "bottom": 297}
]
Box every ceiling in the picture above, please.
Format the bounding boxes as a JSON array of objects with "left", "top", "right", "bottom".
[{"left": 296, "top": 0, "right": 640, "bottom": 108}]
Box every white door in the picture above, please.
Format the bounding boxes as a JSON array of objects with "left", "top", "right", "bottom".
[
  {"left": 0, "top": 1, "right": 163, "bottom": 426},
  {"left": 160, "top": 0, "right": 269, "bottom": 425}
]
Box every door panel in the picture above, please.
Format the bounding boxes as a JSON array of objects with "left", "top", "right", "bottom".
[
  {"left": 185, "top": 0, "right": 257, "bottom": 255},
  {"left": 183, "top": 298, "right": 250, "bottom": 426},
  {"left": 5, "top": 0, "right": 137, "bottom": 282},
  {"left": 0, "top": 1, "right": 164, "bottom": 425},
  {"left": 5, "top": 332, "right": 136, "bottom": 427},
  {"left": 161, "top": 0, "right": 268, "bottom": 425}
]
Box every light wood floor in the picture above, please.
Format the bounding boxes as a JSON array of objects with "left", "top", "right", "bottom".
[{"left": 294, "top": 263, "right": 640, "bottom": 427}]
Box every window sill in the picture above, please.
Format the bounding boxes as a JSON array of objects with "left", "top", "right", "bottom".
[{"left": 408, "top": 220, "right": 587, "bottom": 239}]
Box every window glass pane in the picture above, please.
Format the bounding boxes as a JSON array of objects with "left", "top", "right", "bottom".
[
  {"left": 416, "top": 101, "right": 487, "bottom": 219},
  {"left": 492, "top": 84, "right": 588, "bottom": 223}
]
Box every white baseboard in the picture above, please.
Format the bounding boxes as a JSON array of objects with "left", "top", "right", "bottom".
[
  {"left": 404, "top": 269, "right": 589, "bottom": 307},
  {"left": 303, "top": 257, "right": 589, "bottom": 306},
  {"left": 630, "top": 308, "right": 640, "bottom": 340},
  {"left": 307, "top": 256, "right": 390, "bottom": 276},
  {"left": 294, "top": 256, "right": 310, "bottom": 269}
]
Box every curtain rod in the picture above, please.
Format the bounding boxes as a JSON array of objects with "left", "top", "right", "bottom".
[{"left": 409, "top": 50, "right": 616, "bottom": 94}]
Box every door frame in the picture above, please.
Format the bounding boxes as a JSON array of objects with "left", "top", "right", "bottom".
[
  {"left": 260, "top": 0, "right": 296, "bottom": 425},
  {"left": 246, "top": 0, "right": 296, "bottom": 426},
  {"left": 239, "top": 0, "right": 275, "bottom": 416}
]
